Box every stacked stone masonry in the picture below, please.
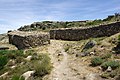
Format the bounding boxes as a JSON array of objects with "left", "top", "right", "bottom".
[
  {"left": 8, "top": 31, "right": 50, "bottom": 49},
  {"left": 50, "top": 22, "right": 120, "bottom": 41}
]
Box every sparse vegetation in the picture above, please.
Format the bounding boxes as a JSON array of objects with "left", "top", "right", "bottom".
[
  {"left": 101, "top": 53, "right": 112, "bottom": 60},
  {"left": 11, "top": 75, "right": 25, "bottom": 80},
  {"left": 0, "top": 56, "right": 8, "bottom": 70},
  {"left": 91, "top": 57, "right": 104, "bottom": 66},
  {"left": 100, "top": 67, "right": 120, "bottom": 79},
  {"left": 0, "top": 13, "right": 120, "bottom": 80},
  {"left": 101, "top": 61, "right": 120, "bottom": 70},
  {"left": 0, "top": 49, "right": 52, "bottom": 80},
  {"left": 113, "top": 35, "right": 120, "bottom": 54},
  {"left": 33, "top": 54, "right": 52, "bottom": 77}
]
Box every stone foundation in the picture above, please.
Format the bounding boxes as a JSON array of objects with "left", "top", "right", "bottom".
[
  {"left": 8, "top": 31, "right": 50, "bottom": 49},
  {"left": 50, "top": 22, "right": 120, "bottom": 41}
]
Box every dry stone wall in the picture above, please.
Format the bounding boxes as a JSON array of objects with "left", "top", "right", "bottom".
[
  {"left": 50, "top": 22, "right": 120, "bottom": 41},
  {"left": 8, "top": 31, "right": 50, "bottom": 49}
]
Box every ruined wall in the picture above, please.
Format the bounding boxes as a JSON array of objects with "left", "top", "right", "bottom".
[
  {"left": 50, "top": 22, "right": 120, "bottom": 41},
  {"left": 8, "top": 31, "right": 50, "bottom": 49}
]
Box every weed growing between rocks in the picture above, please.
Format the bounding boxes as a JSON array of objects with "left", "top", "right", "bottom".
[
  {"left": 101, "top": 60, "right": 120, "bottom": 70},
  {"left": 0, "top": 49, "right": 52, "bottom": 80}
]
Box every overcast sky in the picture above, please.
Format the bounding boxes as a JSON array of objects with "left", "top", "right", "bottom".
[{"left": 0, "top": 0, "right": 120, "bottom": 34}]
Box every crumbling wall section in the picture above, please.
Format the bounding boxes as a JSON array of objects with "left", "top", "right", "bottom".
[{"left": 8, "top": 31, "right": 50, "bottom": 49}]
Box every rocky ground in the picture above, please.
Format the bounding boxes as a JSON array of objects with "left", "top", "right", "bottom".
[
  {"left": 0, "top": 33, "right": 120, "bottom": 80},
  {"left": 43, "top": 40, "right": 103, "bottom": 80}
]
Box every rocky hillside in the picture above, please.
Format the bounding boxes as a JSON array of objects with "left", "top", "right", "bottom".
[
  {"left": 18, "top": 13, "right": 120, "bottom": 31},
  {"left": 0, "top": 13, "right": 120, "bottom": 80},
  {"left": 1, "top": 33, "right": 120, "bottom": 80}
]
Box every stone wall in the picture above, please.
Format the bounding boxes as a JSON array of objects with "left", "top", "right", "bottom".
[
  {"left": 8, "top": 31, "right": 50, "bottom": 49},
  {"left": 50, "top": 22, "right": 120, "bottom": 41}
]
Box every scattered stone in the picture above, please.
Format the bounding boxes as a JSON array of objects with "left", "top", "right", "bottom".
[
  {"left": 76, "top": 52, "right": 89, "bottom": 57},
  {"left": 82, "top": 40, "right": 96, "bottom": 51},
  {"left": 7, "top": 59, "right": 16, "bottom": 66},
  {"left": 21, "top": 71, "right": 35, "bottom": 80},
  {"left": 10, "top": 65, "right": 16, "bottom": 69},
  {"left": 89, "top": 52, "right": 95, "bottom": 55},
  {"left": 115, "top": 59, "right": 120, "bottom": 62},
  {"left": 106, "top": 66, "right": 112, "bottom": 72},
  {"left": 20, "top": 62, "right": 25, "bottom": 65},
  {"left": 25, "top": 56, "right": 32, "bottom": 61},
  {"left": 98, "top": 66, "right": 102, "bottom": 70},
  {"left": 0, "top": 72, "right": 9, "bottom": 79}
]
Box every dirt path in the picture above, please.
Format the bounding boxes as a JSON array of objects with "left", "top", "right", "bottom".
[{"left": 43, "top": 40, "right": 99, "bottom": 80}]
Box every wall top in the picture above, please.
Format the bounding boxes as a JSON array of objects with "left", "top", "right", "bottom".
[{"left": 8, "top": 30, "right": 49, "bottom": 37}]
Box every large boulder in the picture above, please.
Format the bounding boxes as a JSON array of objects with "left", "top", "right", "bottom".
[
  {"left": 83, "top": 40, "right": 96, "bottom": 51},
  {"left": 8, "top": 31, "right": 50, "bottom": 49}
]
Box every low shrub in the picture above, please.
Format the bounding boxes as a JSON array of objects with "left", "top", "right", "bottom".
[
  {"left": 0, "top": 56, "right": 8, "bottom": 70},
  {"left": 34, "top": 54, "right": 52, "bottom": 76},
  {"left": 101, "top": 53, "right": 112, "bottom": 60},
  {"left": 91, "top": 57, "right": 104, "bottom": 66},
  {"left": 0, "top": 50, "right": 24, "bottom": 59},
  {"left": 101, "top": 61, "right": 120, "bottom": 70},
  {"left": 0, "top": 50, "right": 23, "bottom": 55},
  {"left": 100, "top": 68, "right": 120, "bottom": 78}
]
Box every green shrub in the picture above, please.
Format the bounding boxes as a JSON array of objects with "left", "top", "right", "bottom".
[
  {"left": 0, "top": 50, "right": 23, "bottom": 55},
  {"left": 101, "top": 61, "right": 120, "bottom": 70},
  {"left": 101, "top": 53, "right": 112, "bottom": 59},
  {"left": 0, "top": 50, "right": 24, "bottom": 70},
  {"left": 0, "top": 50, "right": 24, "bottom": 59},
  {"left": 34, "top": 54, "right": 52, "bottom": 76},
  {"left": 0, "top": 56, "right": 8, "bottom": 70},
  {"left": 91, "top": 57, "right": 104, "bottom": 66},
  {"left": 100, "top": 68, "right": 120, "bottom": 78}
]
